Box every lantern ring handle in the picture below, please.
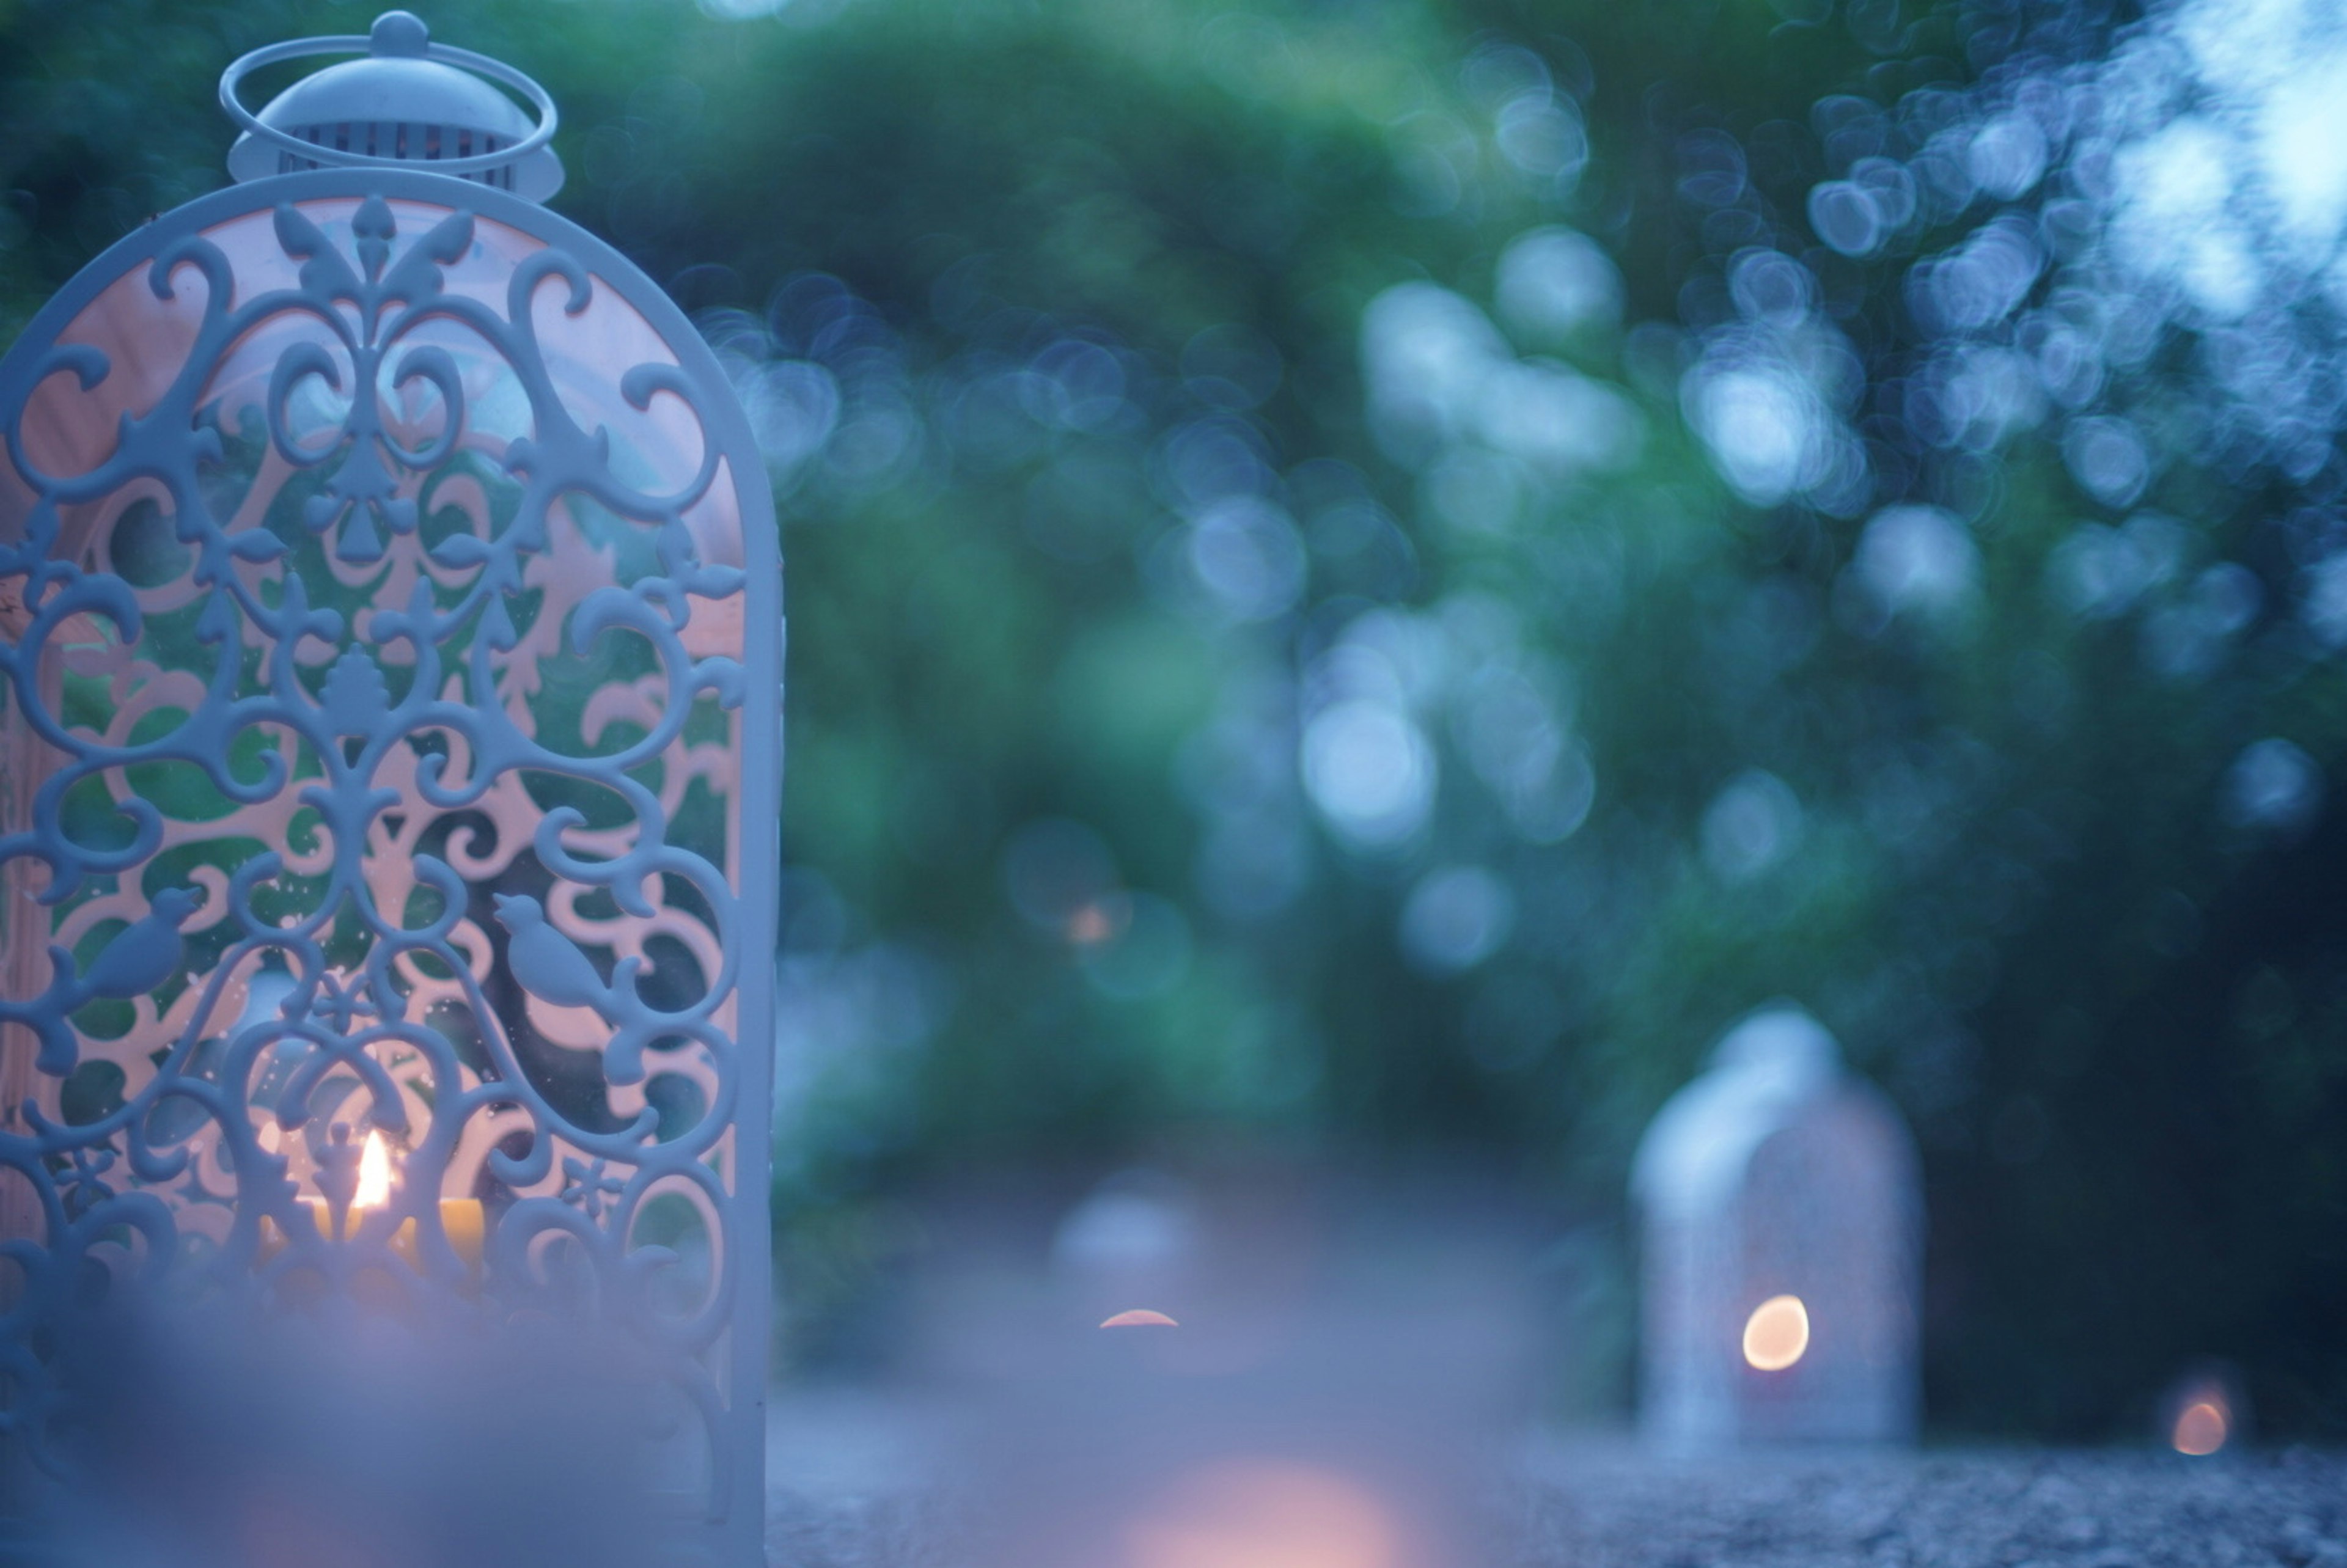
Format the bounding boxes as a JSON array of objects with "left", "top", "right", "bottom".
[{"left": 218, "top": 34, "right": 559, "bottom": 177}]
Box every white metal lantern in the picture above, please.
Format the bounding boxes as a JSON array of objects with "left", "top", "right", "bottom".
[
  {"left": 0, "top": 13, "right": 777, "bottom": 1559},
  {"left": 1631, "top": 1005, "right": 1922, "bottom": 1449}
]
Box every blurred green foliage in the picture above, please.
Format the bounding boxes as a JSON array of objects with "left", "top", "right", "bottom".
[{"left": 4, "top": 0, "right": 2344, "bottom": 1441}]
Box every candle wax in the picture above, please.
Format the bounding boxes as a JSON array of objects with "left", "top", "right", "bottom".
[{"left": 260, "top": 1198, "right": 486, "bottom": 1277}]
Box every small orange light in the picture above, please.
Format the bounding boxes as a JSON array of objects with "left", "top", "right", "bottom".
[
  {"left": 2172, "top": 1398, "right": 2228, "bottom": 1456},
  {"left": 1101, "top": 1308, "right": 1179, "bottom": 1328},
  {"left": 1067, "top": 901, "right": 1123, "bottom": 945},
  {"left": 1742, "top": 1294, "right": 1810, "bottom": 1371}
]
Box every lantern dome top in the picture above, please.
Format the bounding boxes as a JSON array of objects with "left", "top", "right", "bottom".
[
  {"left": 1629, "top": 1003, "right": 1845, "bottom": 1224},
  {"left": 221, "top": 10, "right": 563, "bottom": 202}
]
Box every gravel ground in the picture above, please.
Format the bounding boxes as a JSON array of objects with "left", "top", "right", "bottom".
[
  {"left": 763, "top": 1397, "right": 2347, "bottom": 1567},
  {"left": 1505, "top": 1442, "right": 2347, "bottom": 1568}
]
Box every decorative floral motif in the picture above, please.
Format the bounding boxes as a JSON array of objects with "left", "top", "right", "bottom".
[
  {"left": 59, "top": 1143, "right": 117, "bottom": 1216},
  {"left": 0, "top": 171, "right": 776, "bottom": 1541},
  {"left": 559, "top": 1156, "right": 626, "bottom": 1221},
  {"left": 309, "top": 970, "right": 378, "bottom": 1033}
]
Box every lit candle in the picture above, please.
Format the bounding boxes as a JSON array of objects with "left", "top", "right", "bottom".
[{"left": 260, "top": 1129, "right": 485, "bottom": 1281}]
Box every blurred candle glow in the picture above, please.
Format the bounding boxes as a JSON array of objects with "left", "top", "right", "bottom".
[
  {"left": 1742, "top": 1294, "right": 1810, "bottom": 1371},
  {"left": 1100, "top": 1308, "right": 1180, "bottom": 1328},
  {"left": 2172, "top": 1396, "right": 2229, "bottom": 1456},
  {"left": 1123, "top": 1460, "right": 1403, "bottom": 1568}
]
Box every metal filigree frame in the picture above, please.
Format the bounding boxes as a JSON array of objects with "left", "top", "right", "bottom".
[{"left": 0, "top": 170, "right": 779, "bottom": 1562}]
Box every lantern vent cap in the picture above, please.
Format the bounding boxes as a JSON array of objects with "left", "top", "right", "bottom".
[{"left": 221, "top": 10, "right": 562, "bottom": 201}]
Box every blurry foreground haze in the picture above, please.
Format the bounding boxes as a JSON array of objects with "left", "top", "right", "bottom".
[{"left": 7, "top": 0, "right": 2347, "bottom": 1441}]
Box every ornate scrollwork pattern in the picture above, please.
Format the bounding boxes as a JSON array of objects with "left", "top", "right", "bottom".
[{"left": 0, "top": 174, "right": 777, "bottom": 1534}]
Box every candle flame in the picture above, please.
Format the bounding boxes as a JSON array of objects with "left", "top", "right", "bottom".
[
  {"left": 354, "top": 1130, "right": 395, "bottom": 1210},
  {"left": 1743, "top": 1294, "right": 1810, "bottom": 1371},
  {"left": 2172, "top": 1397, "right": 2228, "bottom": 1456}
]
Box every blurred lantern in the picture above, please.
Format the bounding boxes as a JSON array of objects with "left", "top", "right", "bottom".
[
  {"left": 0, "top": 13, "right": 777, "bottom": 1558},
  {"left": 1631, "top": 1006, "right": 1921, "bottom": 1448}
]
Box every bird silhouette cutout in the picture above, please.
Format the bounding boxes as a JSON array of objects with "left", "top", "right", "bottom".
[
  {"left": 81, "top": 887, "right": 201, "bottom": 999},
  {"left": 4, "top": 887, "right": 202, "bottom": 1075},
  {"left": 492, "top": 893, "right": 665, "bottom": 1085},
  {"left": 494, "top": 893, "right": 620, "bottom": 1010}
]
